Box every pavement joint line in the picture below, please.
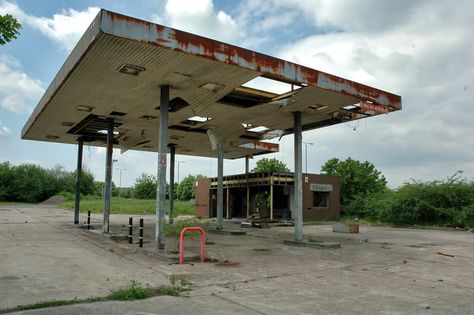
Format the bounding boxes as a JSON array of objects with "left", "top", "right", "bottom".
[{"left": 211, "top": 292, "right": 269, "bottom": 315}]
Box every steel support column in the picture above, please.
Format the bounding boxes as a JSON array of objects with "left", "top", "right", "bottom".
[
  {"left": 245, "top": 156, "right": 250, "bottom": 218},
  {"left": 156, "top": 85, "right": 169, "bottom": 250},
  {"left": 216, "top": 143, "right": 224, "bottom": 230},
  {"left": 294, "top": 111, "right": 303, "bottom": 241},
  {"left": 74, "top": 139, "right": 83, "bottom": 224},
  {"left": 226, "top": 188, "right": 230, "bottom": 219},
  {"left": 102, "top": 118, "right": 114, "bottom": 234},
  {"left": 169, "top": 144, "right": 176, "bottom": 223},
  {"left": 270, "top": 182, "right": 274, "bottom": 220}
]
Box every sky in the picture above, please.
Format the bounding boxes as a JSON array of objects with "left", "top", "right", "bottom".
[{"left": 0, "top": 0, "right": 473, "bottom": 188}]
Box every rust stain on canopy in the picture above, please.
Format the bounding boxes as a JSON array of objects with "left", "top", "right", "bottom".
[
  {"left": 103, "top": 11, "right": 400, "bottom": 109},
  {"left": 22, "top": 9, "right": 401, "bottom": 159}
]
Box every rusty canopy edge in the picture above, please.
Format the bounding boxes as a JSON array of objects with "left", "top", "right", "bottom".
[{"left": 99, "top": 9, "right": 401, "bottom": 109}]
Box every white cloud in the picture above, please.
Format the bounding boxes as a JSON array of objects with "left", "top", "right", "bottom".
[
  {"left": 0, "top": 120, "right": 11, "bottom": 136},
  {"left": 152, "top": 0, "right": 240, "bottom": 43},
  {"left": 273, "top": 0, "right": 474, "bottom": 185},
  {"left": 0, "top": 54, "right": 44, "bottom": 114},
  {"left": 0, "top": 1, "right": 99, "bottom": 50}
]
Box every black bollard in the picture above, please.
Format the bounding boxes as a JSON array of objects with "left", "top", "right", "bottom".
[
  {"left": 128, "top": 217, "right": 133, "bottom": 244},
  {"left": 87, "top": 211, "right": 91, "bottom": 230},
  {"left": 139, "top": 218, "right": 144, "bottom": 248}
]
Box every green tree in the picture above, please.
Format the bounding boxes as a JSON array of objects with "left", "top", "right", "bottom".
[
  {"left": 176, "top": 175, "right": 205, "bottom": 200},
  {"left": 133, "top": 174, "right": 156, "bottom": 199},
  {"left": 0, "top": 14, "right": 22, "bottom": 45},
  {"left": 252, "top": 158, "right": 289, "bottom": 173},
  {"left": 321, "top": 157, "right": 387, "bottom": 209},
  {"left": 0, "top": 162, "right": 13, "bottom": 200}
]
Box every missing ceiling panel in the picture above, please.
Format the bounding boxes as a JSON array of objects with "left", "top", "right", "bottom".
[{"left": 156, "top": 97, "right": 189, "bottom": 112}]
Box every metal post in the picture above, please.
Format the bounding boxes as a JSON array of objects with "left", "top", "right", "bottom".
[
  {"left": 128, "top": 217, "right": 133, "bottom": 244},
  {"left": 245, "top": 156, "right": 250, "bottom": 218},
  {"left": 294, "top": 111, "right": 303, "bottom": 241},
  {"left": 139, "top": 218, "right": 144, "bottom": 248},
  {"left": 270, "top": 182, "right": 274, "bottom": 220},
  {"left": 87, "top": 210, "right": 91, "bottom": 230},
  {"left": 226, "top": 188, "right": 230, "bottom": 219},
  {"left": 156, "top": 85, "right": 169, "bottom": 250},
  {"left": 216, "top": 143, "right": 224, "bottom": 230},
  {"left": 102, "top": 118, "right": 114, "bottom": 234},
  {"left": 169, "top": 144, "right": 176, "bottom": 222},
  {"left": 74, "top": 139, "right": 83, "bottom": 224}
]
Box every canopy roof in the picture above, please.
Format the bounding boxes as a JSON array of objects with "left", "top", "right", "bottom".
[{"left": 22, "top": 9, "right": 401, "bottom": 159}]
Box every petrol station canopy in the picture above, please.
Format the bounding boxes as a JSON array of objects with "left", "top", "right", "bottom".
[{"left": 22, "top": 9, "right": 401, "bottom": 159}]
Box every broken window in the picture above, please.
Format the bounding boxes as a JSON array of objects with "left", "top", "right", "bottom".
[{"left": 313, "top": 191, "right": 329, "bottom": 208}]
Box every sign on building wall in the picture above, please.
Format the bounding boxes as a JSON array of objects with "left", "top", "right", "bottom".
[{"left": 310, "top": 183, "right": 333, "bottom": 192}]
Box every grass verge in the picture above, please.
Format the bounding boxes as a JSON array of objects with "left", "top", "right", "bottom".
[
  {"left": 59, "top": 196, "right": 195, "bottom": 216},
  {"left": 308, "top": 236, "right": 323, "bottom": 243}
]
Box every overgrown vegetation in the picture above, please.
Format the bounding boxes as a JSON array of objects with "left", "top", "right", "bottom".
[
  {"left": 0, "top": 162, "right": 95, "bottom": 203},
  {"left": 252, "top": 158, "right": 290, "bottom": 173},
  {"left": 156, "top": 275, "right": 192, "bottom": 297},
  {"left": 109, "top": 281, "right": 150, "bottom": 301},
  {"left": 59, "top": 195, "right": 195, "bottom": 216},
  {"left": 325, "top": 159, "right": 474, "bottom": 228}
]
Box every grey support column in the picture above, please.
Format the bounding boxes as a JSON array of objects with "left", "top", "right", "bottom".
[
  {"left": 245, "top": 156, "right": 250, "bottom": 218},
  {"left": 156, "top": 85, "right": 169, "bottom": 250},
  {"left": 294, "top": 111, "right": 303, "bottom": 241},
  {"left": 102, "top": 118, "right": 114, "bottom": 234},
  {"left": 74, "top": 139, "right": 83, "bottom": 224},
  {"left": 216, "top": 143, "right": 224, "bottom": 230},
  {"left": 169, "top": 144, "right": 176, "bottom": 223}
]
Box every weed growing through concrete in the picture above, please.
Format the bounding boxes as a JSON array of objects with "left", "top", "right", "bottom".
[
  {"left": 156, "top": 275, "right": 192, "bottom": 297},
  {"left": 308, "top": 236, "right": 323, "bottom": 243},
  {"left": 109, "top": 280, "right": 150, "bottom": 300},
  {"left": 16, "top": 299, "right": 80, "bottom": 311},
  {"left": 205, "top": 240, "right": 215, "bottom": 245}
]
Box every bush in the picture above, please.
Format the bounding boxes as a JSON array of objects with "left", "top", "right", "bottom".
[{"left": 351, "top": 172, "right": 474, "bottom": 228}]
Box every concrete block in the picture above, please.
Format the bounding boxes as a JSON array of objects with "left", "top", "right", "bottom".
[{"left": 333, "top": 222, "right": 359, "bottom": 233}]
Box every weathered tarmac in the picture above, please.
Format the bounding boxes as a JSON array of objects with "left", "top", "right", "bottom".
[{"left": 1, "top": 204, "right": 473, "bottom": 314}]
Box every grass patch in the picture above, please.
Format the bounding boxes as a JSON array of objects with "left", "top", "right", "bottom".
[
  {"left": 308, "top": 236, "right": 323, "bottom": 244},
  {"left": 109, "top": 281, "right": 150, "bottom": 301},
  {"left": 156, "top": 275, "right": 192, "bottom": 297},
  {"left": 60, "top": 197, "right": 195, "bottom": 216}
]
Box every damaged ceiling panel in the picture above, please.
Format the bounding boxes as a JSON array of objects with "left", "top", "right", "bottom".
[{"left": 22, "top": 9, "right": 401, "bottom": 159}]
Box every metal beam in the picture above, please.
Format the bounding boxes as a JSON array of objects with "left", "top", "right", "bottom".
[
  {"left": 270, "top": 182, "right": 274, "bottom": 220},
  {"left": 169, "top": 144, "right": 176, "bottom": 223},
  {"left": 102, "top": 118, "right": 114, "bottom": 233},
  {"left": 294, "top": 111, "right": 303, "bottom": 241},
  {"left": 226, "top": 188, "right": 230, "bottom": 219},
  {"left": 245, "top": 156, "right": 250, "bottom": 218},
  {"left": 216, "top": 143, "right": 224, "bottom": 230},
  {"left": 156, "top": 85, "right": 169, "bottom": 250},
  {"left": 74, "top": 139, "right": 83, "bottom": 224}
]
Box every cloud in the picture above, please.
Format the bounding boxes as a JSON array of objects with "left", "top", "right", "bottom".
[
  {"left": 273, "top": 0, "right": 474, "bottom": 185},
  {"left": 0, "top": 120, "right": 11, "bottom": 136},
  {"left": 0, "top": 1, "right": 100, "bottom": 50},
  {"left": 0, "top": 54, "right": 44, "bottom": 114},
  {"left": 152, "top": 0, "right": 240, "bottom": 43}
]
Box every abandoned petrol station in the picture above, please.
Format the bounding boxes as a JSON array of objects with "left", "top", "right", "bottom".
[{"left": 21, "top": 9, "right": 401, "bottom": 251}]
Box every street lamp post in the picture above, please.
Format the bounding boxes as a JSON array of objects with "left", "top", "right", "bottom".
[
  {"left": 302, "top": 141, "right": 314, "bottom": 173},
  {"left": 176, "top": 160, "right": 185, "bottom": 183}
]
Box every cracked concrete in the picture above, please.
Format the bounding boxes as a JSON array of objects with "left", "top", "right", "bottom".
[{"left": 1, "top": 204, "right": 473, "bottom": 314}]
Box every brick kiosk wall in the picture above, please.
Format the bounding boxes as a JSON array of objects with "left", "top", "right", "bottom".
[{"left": 302, "top": 174, "right": 340, "bottom": 221}]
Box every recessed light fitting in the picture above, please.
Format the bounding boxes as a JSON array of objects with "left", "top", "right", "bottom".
[
  {"left": 76, "top": 105, "right": 95, "bottom": 112},
  {"left": 118, "top": 64, "right": 146, "bottom": 76}
]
